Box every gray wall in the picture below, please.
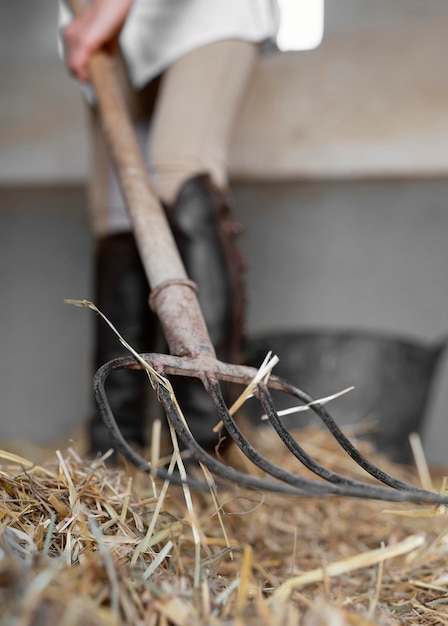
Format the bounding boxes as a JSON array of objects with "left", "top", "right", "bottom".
[
  {"left": 1, "top": 0, "right": 448, "bottom": 465},
  {"left": 0, "top": 188, "right": 92, "bottom": 443},
  {"left": 2, "top": 180, "right": 448, "bottom": 464}
]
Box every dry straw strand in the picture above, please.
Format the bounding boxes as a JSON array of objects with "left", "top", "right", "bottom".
[{"left": 270, "top": 533, "right": 426, "bottom": 604}]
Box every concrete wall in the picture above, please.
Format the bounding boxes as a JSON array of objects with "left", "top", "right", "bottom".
[
  {"left": 3, "top": 0, "right": 448, "bottom": 182},
  {"left": 0, "top": 187, "right": 92, "bottom": 444},
  {"left": 1, "top": 0, "right": 448, "bottom": 465}
]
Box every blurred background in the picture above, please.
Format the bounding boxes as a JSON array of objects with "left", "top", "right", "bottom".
[{"left": 1, "top": 0, "right": 448, "bottom": 464}]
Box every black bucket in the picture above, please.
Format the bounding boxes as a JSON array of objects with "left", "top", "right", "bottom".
[{"left": 245, "top": 329, "right": 446, "bottom": 464}]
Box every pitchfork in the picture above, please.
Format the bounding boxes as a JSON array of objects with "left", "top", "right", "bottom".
[{"left": 68, "top": 0, "right": 448, "bottom": 505}]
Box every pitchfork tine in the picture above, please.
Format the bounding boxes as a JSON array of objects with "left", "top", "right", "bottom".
[
  {"left": 95, "top": 357, "right": 334, "bottom": 496},
  {"left": 276, "top": 377, "right": 440, "bottom": 493},
  {"left": 257, "top": 382, "right": 434, "bottom": 497},
  {"left": 93, "top": 358, "right": 209, "bottom": 490},
  {"left": 202, "top": 376, "right": 448, "bottom": 503},
  {"left": 157, "top": 379, "right": 448, "bottom": 503},
  {"left": 95, "top": 356, "right": 328, "bottom": 496},
  {"left": 95, "top": 356, "right": 448, "bottom": 504}
]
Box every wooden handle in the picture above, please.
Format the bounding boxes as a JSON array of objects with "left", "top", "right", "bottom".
[
  {"left": 67, "top": 0, "right": 187, "bottom": 289},
  {"left": 89, "top": 54, "right": 189, "bottom": 288},
  {"left": 65, "top": 0, "right": 215, "bottom": 357}
]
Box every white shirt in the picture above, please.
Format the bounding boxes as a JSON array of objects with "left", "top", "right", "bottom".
[{"left": 59, "top": 0, "right": 324, "bottom": 88}]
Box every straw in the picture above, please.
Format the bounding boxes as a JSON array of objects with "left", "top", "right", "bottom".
[{"left": 2, "top": 371, "right": 448, "bottom": 625}]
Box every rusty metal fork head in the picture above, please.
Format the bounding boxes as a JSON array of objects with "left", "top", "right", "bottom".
[{"left": 93, "top": 353, "right": 448, "bottom": 506}]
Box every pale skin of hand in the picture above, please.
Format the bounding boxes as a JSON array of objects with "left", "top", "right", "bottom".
[{"left": 63, "top": 0, "right": 134, "bottom": 82}]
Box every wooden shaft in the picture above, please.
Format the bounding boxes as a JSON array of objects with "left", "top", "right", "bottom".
[
  {"left": 65, "top": 0, "right": 215, "bottom": 358},
  {"left": 88, "top": 51, "right": 188, "bottom": 289}
]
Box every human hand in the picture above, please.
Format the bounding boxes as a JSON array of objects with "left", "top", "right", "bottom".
[{"left": 63, "top": 0, "right": 133, "bottom": 82}]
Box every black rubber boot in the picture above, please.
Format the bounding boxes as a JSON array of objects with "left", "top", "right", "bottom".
[
  {"left": 89, "top": 233, "right": 155, "bottom": 457},
  {"left": 164, "top": 174, "right": 246, "bottom": 452}
]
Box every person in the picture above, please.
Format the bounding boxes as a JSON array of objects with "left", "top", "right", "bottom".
[{"left": 59, "top": 0, "right": 323, "bottom": 458}]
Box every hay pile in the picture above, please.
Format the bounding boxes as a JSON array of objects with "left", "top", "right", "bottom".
[{"left": 1, "top": 425, "right": 447, "bottom": 625}]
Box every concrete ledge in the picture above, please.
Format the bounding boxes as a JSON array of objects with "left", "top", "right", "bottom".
[
  {"left": 2, "top": 4, "right": 448, "bottom": 183},
  {"left": 230, "top": 12, "right": 448, "bottom": 179}
]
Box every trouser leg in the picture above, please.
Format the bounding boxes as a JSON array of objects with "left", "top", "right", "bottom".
[{"left": 149, "top": 39, "right": 258, "bottom": 204}]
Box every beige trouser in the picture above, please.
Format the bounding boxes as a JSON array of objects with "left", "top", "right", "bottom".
[{"left": 88, "top": 39, "right": 258, "bottom": 237}]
